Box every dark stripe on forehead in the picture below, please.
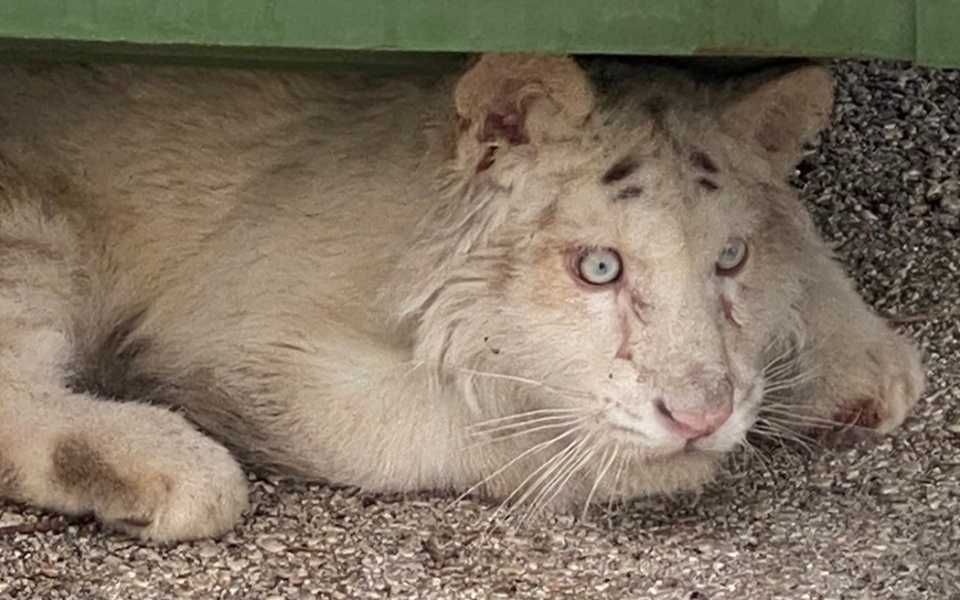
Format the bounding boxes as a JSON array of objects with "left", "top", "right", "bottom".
[
  {"left": 613, "top": 185, "right": 644, "bottom": 201},
  {"left": 690, "top": 150, "right": 719, "bottom": 173},
  {"left": 601, "top": 157, "right": 640, "bottom": 184},
  {"left": 698, "top": 177, "right": 720, "bottom": 192}
]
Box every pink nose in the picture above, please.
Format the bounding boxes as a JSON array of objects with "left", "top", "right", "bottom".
[{"left": 655, "top": 398, "right": 733, "bottom": 439}]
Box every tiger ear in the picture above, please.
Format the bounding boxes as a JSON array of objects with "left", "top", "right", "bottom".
[
  {"left": 454, "top": 54, "right": 595, "bottom": 170},
  {"left": 721, "top": 65, "right": 834, "bottom": 178}
]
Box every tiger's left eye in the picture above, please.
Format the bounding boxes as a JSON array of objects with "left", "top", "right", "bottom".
[
  {"left": 576, "top": 248, "right": 622, "bottom": 285},
  {"left": 715, "top": 237, "right": 748, "bottom": 276}
]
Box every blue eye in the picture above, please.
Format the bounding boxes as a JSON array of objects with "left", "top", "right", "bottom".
[
  {"left": 577, "top": 248, "right": 622, "bottom": 285},
  {"left": 716, "top": 237, "right": 748, "bottom": 276}
]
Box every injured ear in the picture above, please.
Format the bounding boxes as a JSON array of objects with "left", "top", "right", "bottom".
[
  {"left": 454, "top": 54, "right": 595, "bottom": 155},
  {"left": 721, "top": 64, "right": 834, "bottom": 178}
]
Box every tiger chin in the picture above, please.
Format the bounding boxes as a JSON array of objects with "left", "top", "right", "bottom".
[{"left": 0, "top": 54, "right": 923, "bottom": 541}]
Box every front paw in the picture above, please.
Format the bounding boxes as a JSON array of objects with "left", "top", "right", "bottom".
[
  {"left": 816, "top": 330, "right": 925, "bottom": 440},
  {"left": 54, "top": 407, "right": 249, "bottom": 541}
]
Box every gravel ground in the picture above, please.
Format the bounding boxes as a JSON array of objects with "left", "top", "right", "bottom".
[{"left": 1, "top": 60, "right": 958, "bottom": 600}]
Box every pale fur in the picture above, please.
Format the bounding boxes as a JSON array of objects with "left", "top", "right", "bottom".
[{"left": 0, "top": 56, "right": 923, "bottom": 541}]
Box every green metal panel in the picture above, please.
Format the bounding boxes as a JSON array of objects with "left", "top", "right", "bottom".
[
  {"left": 0, "top": 0, "right": 957, "bottom": 68},
  {"left": 917, "top": 0, "right": 960, "bottom": 67}
]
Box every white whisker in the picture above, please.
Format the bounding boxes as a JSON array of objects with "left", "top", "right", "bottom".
[
  {"left": 759, "top": 407, "right": 847, "bottom": 428},
  {"left": 451, "top": 367, "right": 593, "bottom": 399},
  {"left": 742, "top": 439, "right": 778, "bottom": 480},
  {"left": 606, "top": 452, "right": 629, "bottom": 514},
  {"left": 763, "top": 368, "right": 817, "bottom": 388},
  {"left": 763, "top": 376, "right": 816, "bottom": 396},
  {"left": 467, "top": 418, "right": 582, "bottom": 448},
  {"left": 750, "top": 425, "right": 796, "bottom": 451},
  {"left": 469, "top": 408, "right": 584, "bottom": 430},
  {"left": 504, "top": 434, "right": 588, "bottom": 521},
  {"left": 581, "top": 445, "right": 618, "bottom": 519},
  {"left": 455, "top": 426, "right": 582, "bottom": 505},
  {"left": 526, "top": 439, "right": 601, "bottom": 525},
  {"left": 762, "top": 360, "right": 797, "bottom": 380},
  {"left": 751, "top": 422, "right": 819, "bottom": 454},
  {"left": 759, "top": 406, "right": 831, "bottom": 423}
]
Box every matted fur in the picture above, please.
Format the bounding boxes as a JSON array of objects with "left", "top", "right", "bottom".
[{"left": 0, "top": 56, "right": 923, "bottom": 541}]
